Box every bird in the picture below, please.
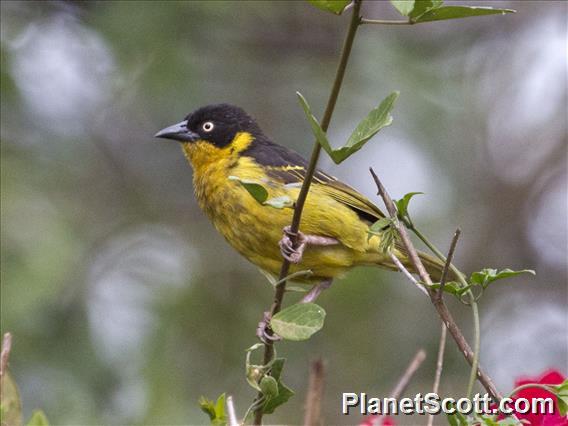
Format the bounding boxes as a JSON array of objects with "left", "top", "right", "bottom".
[{"left": 156, "top": 104, "right": 447, "bottom": 336}]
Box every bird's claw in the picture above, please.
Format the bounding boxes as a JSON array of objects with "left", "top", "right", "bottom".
[
  {"left": 256, "top": 311, "right": 281, "bottom": 344},
  {"left": 278, "top": 226, "right": 307, "bottom": 264}
]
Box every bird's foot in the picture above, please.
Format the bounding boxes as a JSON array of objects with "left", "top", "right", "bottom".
[
  {"left": 279, "top": 226, "right": 308, "bottom": 264},
  {"left": 301, "top": 278, "right": 333, "bottom": 304},
  {"left": 256, "top": 311, "right": 281, "bottom": 344},
  {"left": 278, "top": 226, "right": 339, "bottom": 264}
]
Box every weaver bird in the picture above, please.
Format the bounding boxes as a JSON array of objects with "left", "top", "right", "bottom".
[{"left": 156, "top": 104, "right": 446, "bottom": 337}]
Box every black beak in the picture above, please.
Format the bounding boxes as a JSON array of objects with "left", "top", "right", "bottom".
[{"left": 155, "top": 121, "right": 200, "bottom": 142}]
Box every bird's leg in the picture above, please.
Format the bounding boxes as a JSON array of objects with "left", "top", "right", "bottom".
[
  {"left": 301, "top": 278, "right": 333, "bottom": 304},
  {"left": 279, "top": 226, "right": 338, "bottom": 264},
  {"left": 256, "top": 311, "right": 282, "bottom": 344}
]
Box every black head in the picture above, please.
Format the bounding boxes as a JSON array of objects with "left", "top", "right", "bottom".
[{"left": 155, "top": 104, "right": 262, "bottom": 148}]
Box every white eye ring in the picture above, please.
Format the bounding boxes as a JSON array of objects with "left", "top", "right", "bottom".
[{"left": 202, "top": 121, "right": 214, "bottom": 132}]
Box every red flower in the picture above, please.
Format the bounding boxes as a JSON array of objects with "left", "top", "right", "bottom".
[
  {"left": 506, "top": 369, "right": 567, "bottom": 426},
  {"left": 359, "top": 415, "right": 395, "bottom": 426}
]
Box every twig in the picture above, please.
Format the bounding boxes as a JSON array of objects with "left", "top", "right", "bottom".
[
  {"left": 437, "top": 229, "right": 461, "bottom": 301},
  {"left": 389, "top": 252, "right": 428, "bottom": 295},
  {"left": 226, "top": 395, "right": 239, "bottom": 426},
  {"left": 304, "top": 359, "right": 325, "bottom": 426},
  {"left": 369, "top": 168, "right": 503, "bottom": 402},
  {"left": 0, "top": 332, "right": 13, "bottom": 407},
  {"left": 372, "top": 349, "right": 426, "bottom": 426},
  {"left": 389, "top": 349, "right": 427, "bottom": 400},
  {"left": 427, "top": 324, "right": 447, "bottom": 426},
  {"left": 253, "top": 1, "right": 364, "bottom": 424},
  {"left": 0, "top": 332, "right": 12, "bottom": 379}
]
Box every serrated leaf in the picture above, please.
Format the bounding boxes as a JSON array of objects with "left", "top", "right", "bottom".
[
  {"left": 26, "top": 410, "right": 49, "bottom": 426},
  {"left": 229, "top": 176, "right": 268, "bottom": 203},
  {"left": 395, "top": 191, "right": 423, "bottom": 218},
  {"left": 264, "top": 195, "right": 293, "bottom": 209},
  {"left": 413, "top": 5, "right": 515, "bottom": 23},
  {"left": 270, "top": 303, "right": 326, "bottom": 341},
  {"left": 297, "top": 91, "right": 398, "bottom": 165},
  {"left": 470, "top": 268, "right": 535, "bottom": 288},
  {"left": 260, "top": 376, "right": 279, "bottom": 399},
  {"left": 307, "top": 0, "right": 351, "bottom": 15},
  {"left": 390, "top": 0, "right": 415, "bottom": 16}
]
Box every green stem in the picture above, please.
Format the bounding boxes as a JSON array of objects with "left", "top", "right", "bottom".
[
  {"left": 404, "top": 218, "right": 480, "bottom": 399},
  {"left": 253, "top": 1, "right": 363, "bottom": 423},
  {"left": 507, "top": 383, "right": 555, "bottom": 399}
]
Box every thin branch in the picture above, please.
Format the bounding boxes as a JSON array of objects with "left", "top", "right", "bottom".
[
  {"left": 0, "top": 332, "right": 12, "bottom": 379},
  {"left": 361, "top": 18, "right": 414, "bottom": 25},
  {"left": 427, "top": 324, "right": 447, "bottom": 426},
  {"left": 253, "top": 2, "right": 364, "bottom": 424},
  {"left": 372, "top": 349, "right": 426, "bottom": 426},
  {"left": 437, "top": 229, "right": 461, "bottom": 301},
  {"left": 389, "top": 252, "right": 428, "bottom": 295},
  {"left": 389, "top": 349, "right": 427, "bottom": 400},
  {"left": 226, "top": 395, "right": 239, "bottom": 426},
  {"left": 369, "top": 168, "right": 503, "bottom": 402},
  {"left": 0, "top": 332, "right": 13, "bottom": 407},
  {"left": 304, "top": 359, "right": 325, "bottom": 426}
]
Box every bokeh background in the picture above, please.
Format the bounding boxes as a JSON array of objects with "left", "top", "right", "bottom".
[{"left": 1, "top": 1, "right": 566, "bottom": 424}]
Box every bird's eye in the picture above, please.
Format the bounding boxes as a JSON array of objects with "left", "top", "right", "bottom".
[{"left": 202, "top": 121, "right": 214, "bottom": 132}]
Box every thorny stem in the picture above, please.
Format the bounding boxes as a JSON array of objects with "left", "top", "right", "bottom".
[
  {"left": 369, "top": 168, "right": 503, "bottom": 402},
  {"left": 253, "top": 1, "right": 363, "bottom": 423}
]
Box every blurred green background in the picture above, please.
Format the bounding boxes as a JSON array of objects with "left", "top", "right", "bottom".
[{"left": 1, "top": 1, "right": 566, "bottom": 424}]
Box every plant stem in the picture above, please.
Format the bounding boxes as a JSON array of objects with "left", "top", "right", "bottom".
[
  {"left": 370, "top": 168, "right": 503, "bottom": 402},
  {"left": 404, "top": 220, "right": 481, "bottom": 400},
  {"left": 360, "top": 18, "right": 413, "bottom": 25},
  {"left": 253, "top": 2, "right": 363, "bottom": 423},
  {"left": 304, "top": 359, "right": 325, "bottom": 426},
  {"left": 427, "top": 324, "right": 447, "bottom": 426}
]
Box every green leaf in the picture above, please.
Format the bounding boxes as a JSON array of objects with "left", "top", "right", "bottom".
[
  {"left": 390, "top": 1, "right": 415, "bottom": 16},
  {"left": 198, "top": 394, "right": 227, "bottom": 425},
  {"left": 229, "top": 176, "right": 268, "bottom": 203},
  {"left": 259, "top": 376, "right": 279, "bottom": 399},
  {"left": 262, "top": 380, "right": 294, "bottom": 414},
  {"left": 340, "top": 92, "right": 399, "bottom": 164},
  {"left": 554, "top": 379, "right": 568, "bottom": 416},
  {"left": 446, "top": 403, "right": 469, "bottom": 426},
  {"left": 1, "top": 371, "right": 22, "bottom": 426},
  {"left": 470, "top": 268, "right": 535, "bottom": 288},
  {"left": 395, "top": 191, "right": 423, "bottom": 218},
  {"left": 429, "top": 281, "right": 464, "bottom": 296},
  {"left": 307, "top": 0, "right": 351, "bottom": 15},
  {"left": 264, "top": 195, "right": 293, "bottom": 209},
  {"left": 26, "top": 410, "right": 49, "bottom": 426},
  {"left": 413, "top": 5, "right": 515, "bottom": 23},
  {"left": 297, "top": 91, "right": 398, "bottom": 165},
  {"left": 270, "top": 303, "right": 326, "bottom": 341},
  {"left": 367, "top": 217, "right": 394, "bottom": 241},
  {"left": 409, "top": 0, "right": 442, "bottom": 19}
]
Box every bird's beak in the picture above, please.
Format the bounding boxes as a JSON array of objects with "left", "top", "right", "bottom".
[{"left": 155, "top": 121, "right": 200, "bottom": 142}]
